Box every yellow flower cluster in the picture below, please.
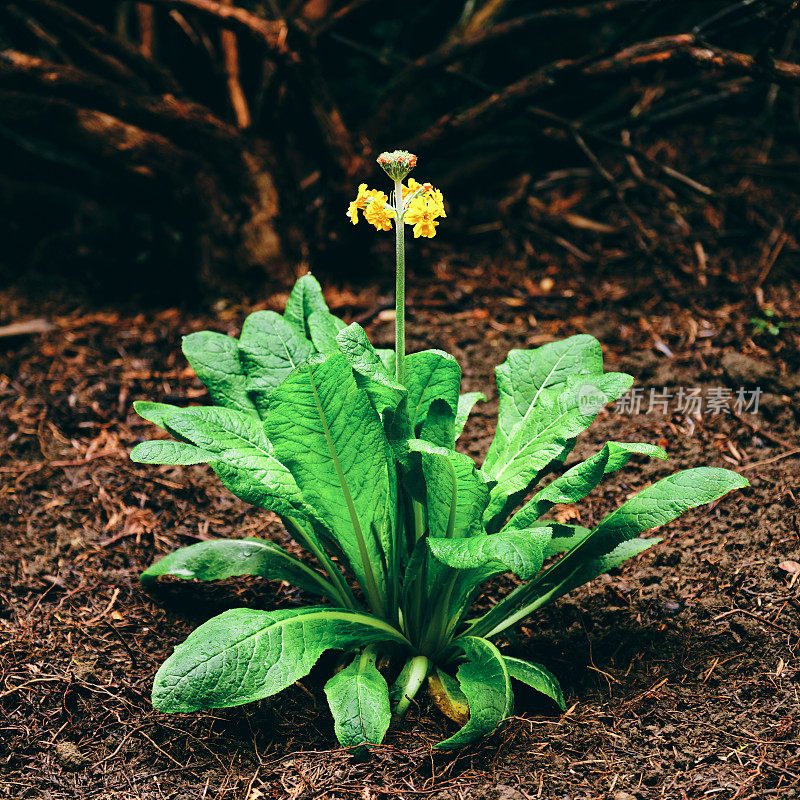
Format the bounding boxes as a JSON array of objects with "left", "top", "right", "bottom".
[
  {"left": 403, "top": 179, "right": 446, "bottom": 239},
  {"left": 347, "top": 178, "right": 446, "bottom": 238},
  {"left": 347, "top": 184, "right": 396, "bottom": 231}
]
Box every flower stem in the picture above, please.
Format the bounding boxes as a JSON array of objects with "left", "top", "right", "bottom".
[{"left": 394, "top": 178, "right": 406, "bottom": 385}]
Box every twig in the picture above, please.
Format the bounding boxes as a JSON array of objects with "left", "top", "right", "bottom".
[
  {"left": 727, "top": 406, "right": 794, "bottom": 450},
  {"left": 313, "top": 0, "right": 380, "bottom": 35},
  {"left": 18, "top": 0, "right": 179, "bottom": 92},
  {"left": 712, "top": 607, "right": 799, "bottom": 639},
  {"left": 136, "top": 3, "right": 156, "bottom": 59},
  {"left": 753, "top": 223, "right": 788, "bottom": 290},
  {"left": 134, "top": 0, "right": 286, "bottom": 47},
  {"left": 0, "top": 451, "right": 120, "bottom": 474},
  {"left": 571, "top": 129, "right": 652, "bottom": 251},
  {"left": 740, "top": 447, "right": 800, "bottom": 471},
  {"left": 0, "top": 318, "right": 54, "bottom": 337},
  {"left": 220, "top": 0, "right": 251, "bottom": 129}
]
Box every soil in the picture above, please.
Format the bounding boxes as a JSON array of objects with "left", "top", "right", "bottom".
[{"left": 1, "top": 259, "right": 799, "bottom": 800}]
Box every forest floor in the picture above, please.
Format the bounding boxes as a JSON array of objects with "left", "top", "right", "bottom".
[{"left": 1, "top": 256, "right": 799, "bottom": 800}]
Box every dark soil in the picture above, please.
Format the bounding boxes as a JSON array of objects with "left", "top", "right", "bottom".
[{"left": 1, "top": 260, "right": 799, "bottom": 800}]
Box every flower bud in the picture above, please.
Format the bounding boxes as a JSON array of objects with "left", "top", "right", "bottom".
[{"left": 377, "top": 150, "right": 417, "bottom": 182}]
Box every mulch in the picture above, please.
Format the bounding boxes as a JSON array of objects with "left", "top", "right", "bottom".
[{"left": 1, "top": 257, "right": 798, "bottom": 799}]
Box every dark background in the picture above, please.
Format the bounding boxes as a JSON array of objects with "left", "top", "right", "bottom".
[{"left": 1, "top": 0, "right": 798, "bottom": 302}]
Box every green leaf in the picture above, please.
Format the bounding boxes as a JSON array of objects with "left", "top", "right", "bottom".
[
  {"left": 337, "top": 323, "right": 406, "bottom": 413},
  {"left": 503, "top": 442, "right": 667, "bottom": 531},
  {"left": 324, "top": 648, "right": 391, "bottom": 750},
  {"left": 181, "top": 331, "right": 259, "bottom": 418},
  {"left": 428, "top": 528, "right": 552, "bottom": 580},
  {"left": 238, "top": 310, "right": 313, "bottom": 415},
  {"left": 484, "top": 373, "right": 633, "bottom": 531},
  {"left": 140, "top": 538, "right": 335, "bottom": 598},
  {"left": 502, "top": 656, "right": 566, "bottom": 710},
  {"left": 162, "top": 406, "right": 306, "bottom": 516},
  {"left": 266, "top": 353, "right": 392, "bottom": 601},
  {"left": 542, "top": 524, "right": 592, "bottom": 558},
  {"left": 133, "top": 401, "right": 184, "bottom": 429},
  {"left": 593, "top": 536, "right": 661, "bottom": 573},
  {"left": 579, "top": 467, "right": 748, "bottom": 561},
  {"left": 552, "top": 537, "right": 662, "bottom": 603},
  {"left": 131, "top": 439, "right": 216, "bottom": 465},
  {"left": 436, "top": 637, "right": 513, "bottom": 749},
  {"left": 405, "top": 350, "right": 461, "bottom": 432},
  {"left": 376, "top": 348, "right": 396, "bottom": 375},
  {"left": 152, "top": 606, "right": 407, "bottom": 713},
  {"left": 284, "top": 273, "right": 331, "bottom": 337},
  {"left": 419, "top": 399, "right": 456, "bottom": 449},
  {"left": 455, "top": 392, "right": 485, "bottom": 438},
  {"left": 408, "top": 439, "right": 490, "bottom": 540},
  {"left": 485, "top": 335, "right": 604, "bottom": 470},
  {"left": 308, "top": 309, "right": 346, "bottom": 355},
  {"left": 494, "top": 468, "right": 747, "bottom": 622}
]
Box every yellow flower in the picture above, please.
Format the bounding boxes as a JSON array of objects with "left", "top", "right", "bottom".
[
  {"left": 347, "top": 172, "right": 445, "bottom": 236},
  {"left": 403, "top": 183, "right": 446, "bottom": 238},
  {"left": 346, "top": 183, "right": 370, "bottom": 225},
  {"left": 363, "top": 191, "right": 395, "bottom": 231},
  {"left": 402, "top": 178, "right": 422, "bottom": 203}
]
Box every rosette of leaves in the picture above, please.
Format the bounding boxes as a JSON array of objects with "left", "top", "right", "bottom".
[{"left": 132, "top": 273, "right": 747, "bottom": 751}]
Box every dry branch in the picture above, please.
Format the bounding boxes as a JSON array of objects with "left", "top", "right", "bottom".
[
  {"left": 384, "top": 0, "right": 648, "bottom": 97},
  {"left": 410, "top": 33, "right": 800, "bottom": 151}
]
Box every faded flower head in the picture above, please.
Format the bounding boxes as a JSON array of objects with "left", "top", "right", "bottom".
[{"left": 377, "top": 150, "right": 418, "bottom": 181}]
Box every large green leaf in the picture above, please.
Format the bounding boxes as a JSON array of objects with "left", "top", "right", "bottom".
[
  {"left": 408, "top": 439, "right": 490, "bottom": 540},
  {"left": 131, "top": 439, "right": 216, "bottom": 466},
  {"left": 181, "top": 331, "right": 259, "bottom": 418},
  {"left": 266, "top": 354, "right": 392, "bottom": 601},
  {"left": 427, "top": 528, "right": 553, "bottom": 580},
  {"left": 139, "top": 538, "right": 335, "bottom": 598},
  {"left": 502, "top": 656, "right": 566, "bottom": 710},
  {"left": 308, "top": 309, "right": 346, "bottom": 355},
  {"left": 503, "top": 442, "right": 667, "bottom": 532},
  {"left": 337, "top": 323, "right": 406, "bottom": 414},
  {"left": 484, "top": 373, "right": 633, "bottom": 531},
  {"left": 161, "top": 406, "right": 306, "bottom": 516},
  {"left": 485, "top": 335, "right": 604, "bottom": 471},
  {"left": 238, "top": 310, "right": 313, "bottom": 415},
  {"left": 471, "top": 467, "right": 748, "bottom": 637},
  {"left": 324, "top": 648, "right": 391, "bottom": 750},
  {"left": 455, "top": 392, "right": 485, "bottom": 439},
  {"left": 436, "top": 637, "right": 513, "bottom": 749},
  {"left": 542, "top": 524, "right": 592, "bottom": 558},
  {"left": 133, "top": 400, "right": 184, "bottom": 429},
  {"left": 152, "top": 606, "right": 407, "bottom": 713},
  {"left": 405, "top": 350, "right": 461, "bottom": 432},
  {"left": 284, "top": 273, "right": 332, "bottom": 337},
  {"left": 419, "top": 399, "right": 456, "bottom": 450},
  {"left": 577, "top": 467, "right": 748, "bottom": 561}
]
